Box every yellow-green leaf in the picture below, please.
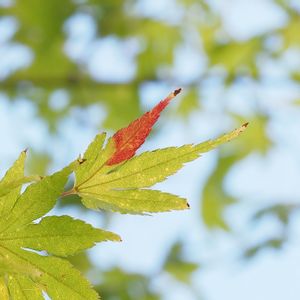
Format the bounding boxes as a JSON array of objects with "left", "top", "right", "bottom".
[{"left": 81, "top": 189, "right": 189, "bottom": 214}]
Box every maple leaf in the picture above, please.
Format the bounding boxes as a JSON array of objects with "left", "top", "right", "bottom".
[
  {"left": 0, "top": 89, "right": 248, "bottom": 298},
  {"left": 71, "top": 90, "right": 248, "bottom": 214},
  {"left": 0, "top": 150, "right": 40, "bottom": 199},
  {"left": 0, "top": 153, "right": 120, "bottom": 299}
]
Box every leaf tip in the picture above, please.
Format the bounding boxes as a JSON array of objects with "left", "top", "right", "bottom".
[
  {"left": 174, "top": 88, "right": 182, "bottom": 96},
  {"left": 113, "top": 234, "right": 122, "bottom": 243},
  {"left": 237, "top": 122, "right": 249, "bottom": 135},
  {"left": 165, "top": 88, "right": 182, "bottom": 104},
  {"left": 77, "top": 157, "right": 86, "bottom": 164}
]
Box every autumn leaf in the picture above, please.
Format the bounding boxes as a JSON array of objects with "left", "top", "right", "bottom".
[{"left": 106, "top": 88, "right": 182, "bottom": 165}]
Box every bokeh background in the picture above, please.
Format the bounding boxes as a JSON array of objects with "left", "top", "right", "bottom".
[{"left": 1, "top": 0, "right": 300, "bottom": 299}]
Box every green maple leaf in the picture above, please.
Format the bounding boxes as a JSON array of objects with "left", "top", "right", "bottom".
[
  {"left": 0, "top": 89, "right": 248, "bottom": 298},
  {"left": 0, "top": 151, "right": 41, "bottom": 200},
  {"left": 74, "top": 125, "right": 247, "bottom": 214},
  {"left": 0, "top": 153, "right": 120, "bottom": 299},
  {"left": 70, "top": 90, "right": 248, "bottom": 214}
]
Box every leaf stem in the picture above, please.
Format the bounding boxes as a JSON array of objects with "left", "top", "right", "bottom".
[{"left": 61, "top": 188, "right": 76, "bottom": 198}]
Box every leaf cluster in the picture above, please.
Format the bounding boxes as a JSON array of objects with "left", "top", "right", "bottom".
[{"left": 0, "top": 91, "right": 246, "bottom": 298}]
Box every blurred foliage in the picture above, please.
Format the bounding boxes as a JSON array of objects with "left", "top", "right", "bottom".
[
  {"left": 253, "top": 204, "right": 299, "bottom": 225},
  {"left": 67, "top": 240, "right": 198, "bottom": 300},
  {"left": 163, "top": 241, "right": 198, "bottom": 284},
  {"left": 175, "top": 88, "right": 200, "bottom": 118},
  {"left": 240, "top": 203, "right": 300, "bottom": 259},
  {"left": 96, "top": 268, "right": 160, "bottom": 300},
  {"left": 242, "top": 237, "right": 286, "bottom": 259},
  {"left": 208, "top": 38, "right": 262, "bottom": 80},
  {"left": 201, "top": 154, "right": 238, "bottom": 230},
  {"left": 1, "top": 0, "right": 300, "bottom": 298},
  {"left": 232, "top": 114, "right": 272, "bottom": 156}
]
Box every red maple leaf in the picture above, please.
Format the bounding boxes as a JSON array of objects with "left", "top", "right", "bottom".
[{"left": 106, "top": 88, "right": 182, "bottom": 166}]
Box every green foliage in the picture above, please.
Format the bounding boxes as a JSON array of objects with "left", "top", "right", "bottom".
[
  {"left": 1, "top": 0, "right": 299, "bottom": 297},
  {"left": 209, "top": 38, "right": 261, "bottom": 79},
  {"left": 201, "top": 155, "right": 238, "bottom": 230},
  {"left": 0, "top": 152, "right": 44, "bottom": 200},
  {"left": 8, "top": 215, "right": 120, "bottom": 256},
  {"left": 96, "top": 267, "right": 160, "bottom": 300},
  {"left": 242, "top": 238, "right": 285, "bottom": 260},
  {"left": 163, "top": 241, "right": 198, "bottom": 284},
  {"left": 176, "top": 88, "right": 200, "bottom": 119},
  {"left": 81, "top": 189, "right": 188, "bottom": 214},
  {"left": 0, "top": 154, "right": 118, "bottom": 299},
  {"left": 0, "top": 94, "right": 245, "bottom": 298},
  {"left": 233, "top": 114, "right": 272, "bottom": 156},
  {"left": 280, "top": 14, "right": 300, "bottom": 49},
  {"left": 74, "top": 123, "right": 247, "bottom": 214}
]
